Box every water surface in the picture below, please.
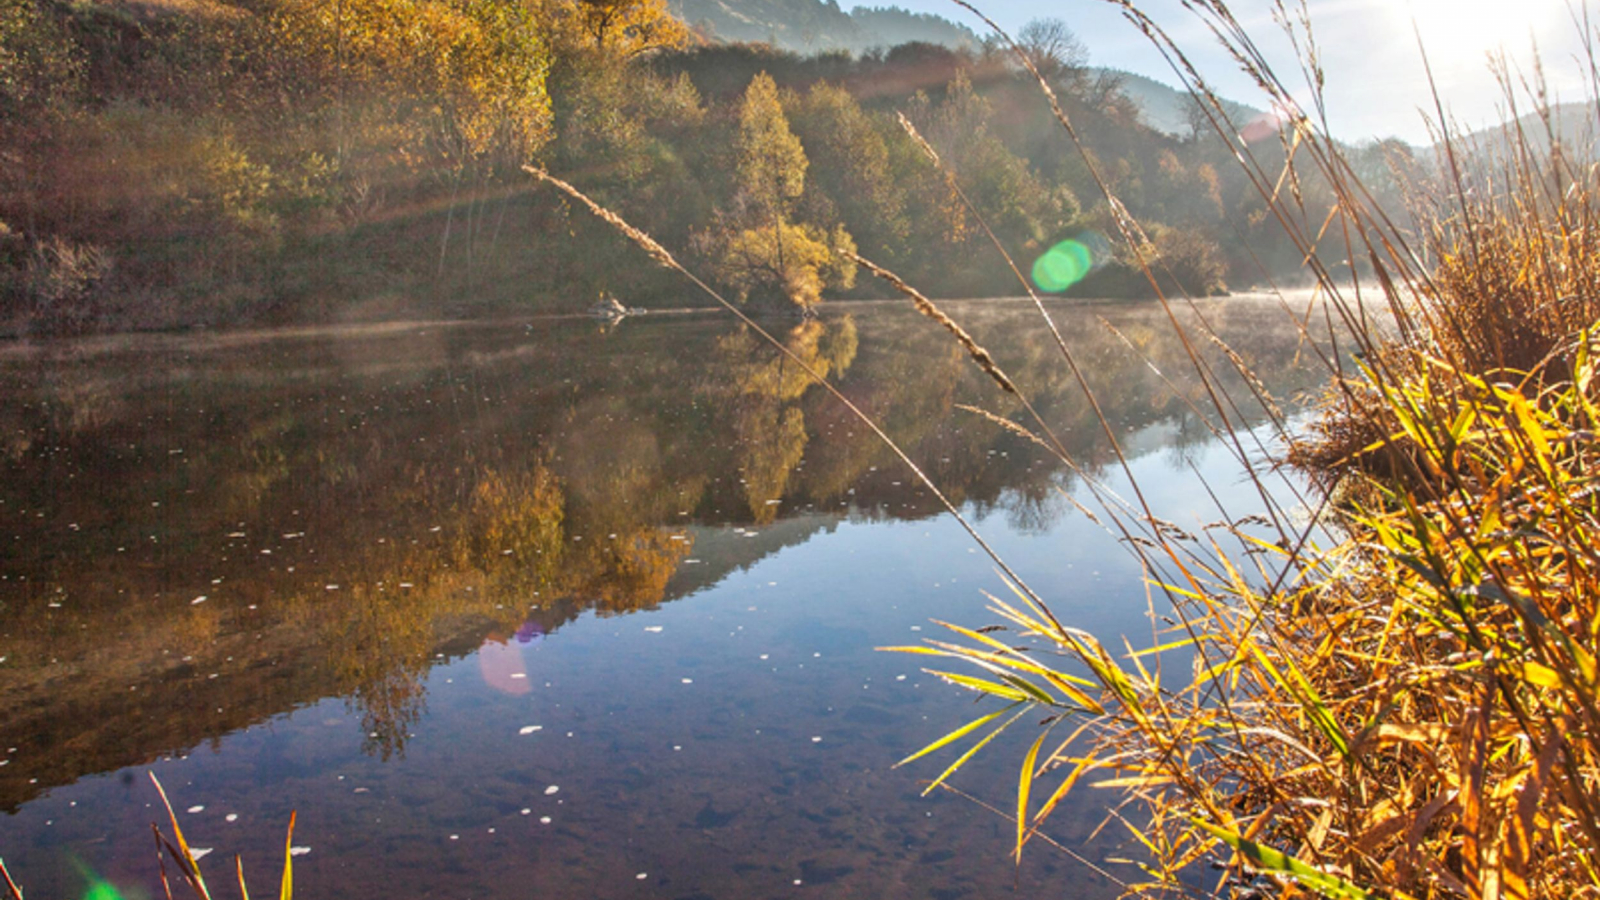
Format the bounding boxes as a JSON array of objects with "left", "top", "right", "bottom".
[{"left": 0, "top": 296, "right": 1325, "bottom": 898}]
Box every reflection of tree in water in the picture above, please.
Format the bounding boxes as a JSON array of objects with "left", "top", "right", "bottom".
[
  {"left": 275, "top": 463, "right": 570, "bottom": 759},
  {"left": 349, "top": 650, "right": 428, "bottom": 761},
  {"left": 578, "top": 527, "right": 695, "bottom": 614},
  {"left": 553, "top": 404, "right": 702, "bottom": 612},
  {"left": 1160, "top": 410, "right": 1219, "bottom": 474},
  {"left": 735, "top": 404, "right": 807, "bottom": 525},
  {"left": 999, "top": 471, "right": 1072, "bottom": 535},
  {"left": 715, "top": 317, "right": 859, "bottom": 401},
  {"left": 710, "top": 317, "right": 859, "bottom": 523},
  {"left": 455, "top": 465, "right": 566, "bottom": 578}
]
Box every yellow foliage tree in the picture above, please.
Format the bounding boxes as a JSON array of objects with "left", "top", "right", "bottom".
[
  {"left": 268, "top": 0, "right": 553, "bottom": 166},
  {"left": 716, "top": 72, "right": 855, "bottom": 309},
  {"left": 570, "top": 0, "right": 689, "bottom": 55},
  {"left": 716, "top": 221, "right": 856, "bottom": 309}
]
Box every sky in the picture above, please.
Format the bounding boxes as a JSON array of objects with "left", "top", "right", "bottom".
[{"left": 853, "top": 0, "right": 1594, "bottom": 144}]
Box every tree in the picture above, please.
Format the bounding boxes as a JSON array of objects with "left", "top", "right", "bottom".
[
  {"left": 787, "top": 82, "right": 907, "bottom": 260},
  {"left": 715, "top": 220, "right": 855, "bottom": 308},
  {"left": 737, "top": 72, "right": 807, "bottom": 224},
  {"left": 267, "top": 0, "right": 555, "bottom": 166},
  {"left": 710, "top": 72, "right": 856, "bottom": 309},
  {"left": 570, "top": 0, "right": 689, "bottom": 56},
  {"left": 1016, "top": 18, "right": 1087, "bottom": 90}
]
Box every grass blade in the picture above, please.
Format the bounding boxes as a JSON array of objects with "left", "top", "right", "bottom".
[
  {"left": 1193, "top": 819, "right": 1381, "bottom": 900},
  {"left": 280, "top": 811, "right": 296, "bottom": 900},
  {"left": 922, "top": 706, "right": 1030, "bottom": 797},
  {"left": 149, "top": 773, "right": 211, "bottom": 900},
  {"left": 1014, "top": 731, "right": 1046, "bottom": 863},
  {"left": 895, "top": 705, "right": 1017, "bottom": 768},
  {"left": 0, "top": 858, "right": 23, "bottom": 900}
]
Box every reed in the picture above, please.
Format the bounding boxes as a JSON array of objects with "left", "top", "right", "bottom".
[
  {"left": 872, "top": 4, "right": 1600, "bottom": 899},
  {"left": 149, "top": 773, "right": 296, "bottom": 900},
  {"left": 534, "top": 2, "right": 1600, "bottom": 897},
  {"left": 0, "top": 773, "right": 296, "bottom": 900}
]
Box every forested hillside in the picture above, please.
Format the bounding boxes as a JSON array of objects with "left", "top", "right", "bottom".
[
  {"left": 670, "top": 0, "right": 978, "bottom": 53},
  {"left": 0, "top": 0, "right": 1399, "bottom": 335}
]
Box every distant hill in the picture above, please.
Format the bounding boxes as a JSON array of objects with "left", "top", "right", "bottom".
[
  {"left": 668, "top": 0, "right": 1270, "bottom": 138},
  {"left": 1108, "top": 68, "right": 1266, "bottom": 137},
  {"left": 672, "top": 0, "right": 979, "bottom": 53},
  {"left": 1450, "top": 102, "right": 1599, "bottom": 163}
]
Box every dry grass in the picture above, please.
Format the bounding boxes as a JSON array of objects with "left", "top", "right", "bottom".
[
  {"left": 870, "top": 4, "right": 1600, "bottom": 899},
  {"left": 532, "top": 2, "right": 1600, "bottom": 898}
]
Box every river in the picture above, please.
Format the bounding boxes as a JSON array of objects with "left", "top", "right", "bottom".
[{"left": 0, "top": 294, "right": 1327, "bottom": 899}]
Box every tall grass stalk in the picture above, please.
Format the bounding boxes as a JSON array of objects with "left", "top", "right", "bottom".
[
  {"left": 874, "top": 2, "right": 1600, "bottom": 898},
  {"left": 149, "top": 772, "right": 295, "bottom": 900},
  {"left": 536, "top": 2, "right": 1600, "bottom": 895}
]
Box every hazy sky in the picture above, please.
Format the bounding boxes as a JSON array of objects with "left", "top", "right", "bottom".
[{"left": 856, "top": 0, "right": 1594, "bottom": 143}]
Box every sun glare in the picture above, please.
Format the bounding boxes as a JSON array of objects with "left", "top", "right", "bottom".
[{"left": 1397, "top": 0, "right": 1566, "bottom": 60}]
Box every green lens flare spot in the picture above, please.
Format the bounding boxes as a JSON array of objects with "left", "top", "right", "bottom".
[
  {"left": 83, "top": 882, "right": 127, "bottom": 900},
  {"left": 1031, "top": 239, "right": 1096, "bottom": 293}
]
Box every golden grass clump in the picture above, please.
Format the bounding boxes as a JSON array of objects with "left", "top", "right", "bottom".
[
  {"left": 877, "top": 13, "right": 1600, "bottom": 899},
  {"left": 527, "top": 2, "right": 1600, "bottom": 894}
]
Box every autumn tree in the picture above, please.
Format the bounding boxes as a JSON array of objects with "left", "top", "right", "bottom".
[
  {"left": 900, "top": 71, "right": 1074, "bottom": 291},
  {"left": 266, "top": 0, "right": 554, "bottom": 167},
  {"left": 787, "top": 82, "right": 908, "bottom": 262},
  {"left": 570, "top": 0, "right": 689, "bottom": 56},
  {"left": 738, "top": 72, "right": 807, "bottom": 228},
  {"left": 712, "top": 72, "right": 855, "bottom": 310}
]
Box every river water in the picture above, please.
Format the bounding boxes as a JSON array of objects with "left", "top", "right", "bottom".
[{"left": 0, "top": 295, "right": 1327, "bottom": 899}]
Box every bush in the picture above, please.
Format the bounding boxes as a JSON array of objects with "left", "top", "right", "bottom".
[{"left": 23, "top": 235, "right": 112, "bottom": 333}]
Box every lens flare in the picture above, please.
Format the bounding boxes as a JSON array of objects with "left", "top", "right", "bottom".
[
  {"left": 83, "top": 882, "right": 127, "bottom": 900},
  {"left": 1031, "top": 234, "right": 1108, "bottom": 293}
]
